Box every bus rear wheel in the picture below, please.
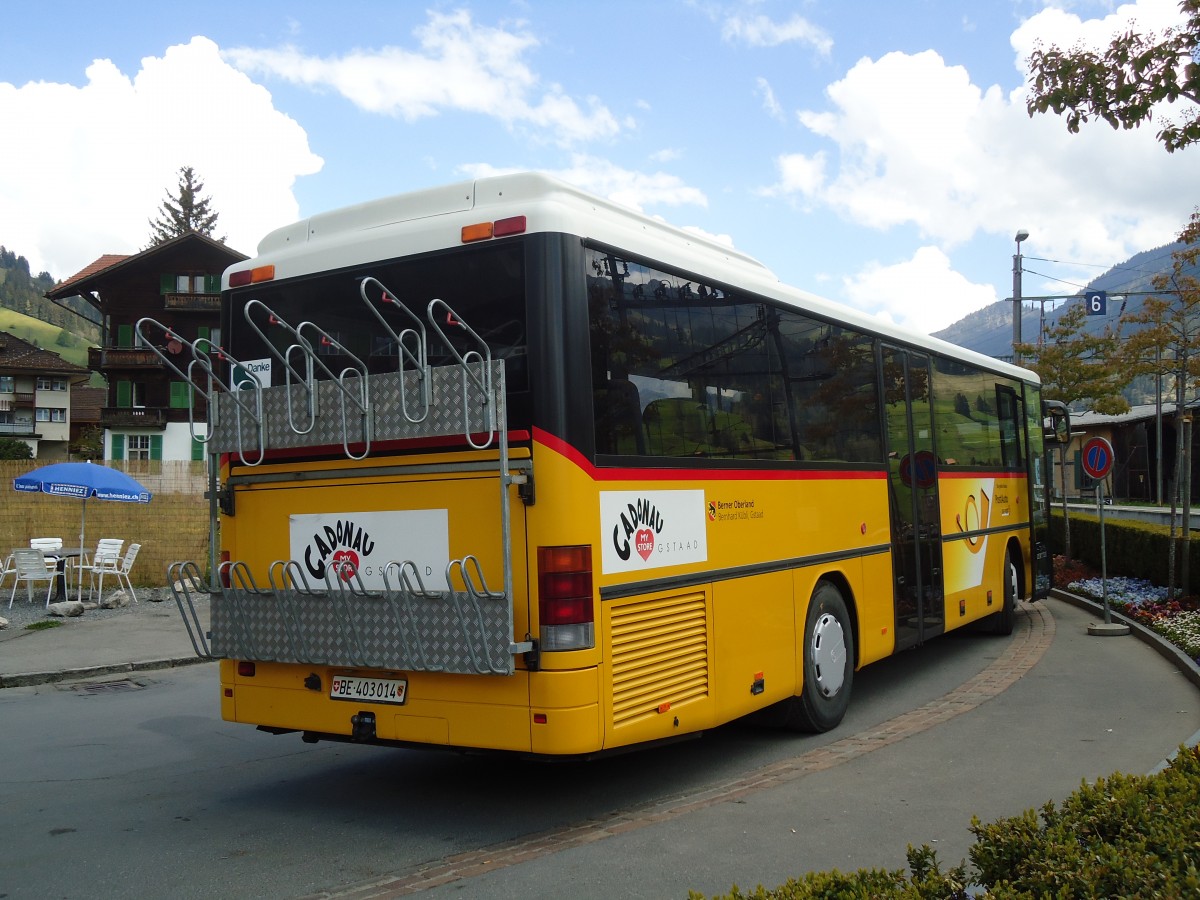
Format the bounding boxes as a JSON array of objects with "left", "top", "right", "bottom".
[
  {"left": 781, "top": 581, "right": 855, "bottom": 733},
  {"left": 983, "top": 554, "right": 1018, "bottom": 636}
]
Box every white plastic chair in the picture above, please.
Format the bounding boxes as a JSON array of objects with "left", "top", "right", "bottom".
[
  {"left": 29, "top": 538, "right": 62, "bottom": 576},
  {"left": 0, "top": 551, "right": 17, "bottom": 592},
  {"left": 109, "top": 543, "right": 140, "bottom": 603},
  {"left": 8, "top": 548, "right": 56, "bottom": 609},
  {"left": 87, "top": 539, "right": 129, "bottom": 601}
]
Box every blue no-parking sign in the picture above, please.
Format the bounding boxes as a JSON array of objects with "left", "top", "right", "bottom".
[{"left": 1082, "top": 436, "right": 1114, "bottom": 480}]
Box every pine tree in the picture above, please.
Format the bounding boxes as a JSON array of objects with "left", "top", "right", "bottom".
[{"left": 147, "top": 166, "right": 223, "bottom": 246}]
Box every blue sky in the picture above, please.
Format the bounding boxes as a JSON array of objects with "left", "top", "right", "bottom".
[{"left": 2, "top": 0, "right": 1198, "bottom": 335}]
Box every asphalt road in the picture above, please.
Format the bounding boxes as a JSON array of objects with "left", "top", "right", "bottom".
[{"left": 0, "top": 599, "right": 1196, "bottom": 899}]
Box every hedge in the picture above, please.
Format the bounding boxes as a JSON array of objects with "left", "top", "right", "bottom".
[
  {"left": 692, "top": 745, "right": 1200, "bottom": 898},
  {"left": 1049, "top": 510, "right": 1200, "bottom": 595}
]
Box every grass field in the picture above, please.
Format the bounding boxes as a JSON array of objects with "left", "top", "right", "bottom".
[{"left": 0, "top": 308, "right": 103, "bottom": 384}]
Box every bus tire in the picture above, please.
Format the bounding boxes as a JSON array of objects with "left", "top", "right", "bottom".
[
  {"left": 784, "top": 580, "right": 855, "bottom": 733},
  {"left": 984, "top": 554, "right": 1018, "bottom": 636}
]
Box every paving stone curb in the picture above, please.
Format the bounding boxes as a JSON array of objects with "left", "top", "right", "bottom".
[{"left": 0, "top": 654, "right": 213, "bottom": 689}]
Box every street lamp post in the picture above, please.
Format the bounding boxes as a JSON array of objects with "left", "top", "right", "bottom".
[{"left": 1013, "top": 229, "right": 1029, "bottom": 364}]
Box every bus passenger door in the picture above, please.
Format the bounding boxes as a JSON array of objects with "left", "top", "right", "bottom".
[{"left": 882, "top": 347, "right": 944, "bottom": 650}]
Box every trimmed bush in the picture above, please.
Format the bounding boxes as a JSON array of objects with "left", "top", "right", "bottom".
[{"left": 1051, "top": 510, "right": 1200, "bottom": 595}]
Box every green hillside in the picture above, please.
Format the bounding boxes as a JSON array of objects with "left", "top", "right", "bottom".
[
  {"left": 0, "top": 246, "right": 103, "bottom": 385},
  {"left": 0, "top": 307, "right": 93, "bottom": 368}
]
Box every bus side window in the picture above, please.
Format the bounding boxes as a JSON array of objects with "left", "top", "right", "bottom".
[
  {"left": 643, "top": 398, "right": 708, "bottom": 456},
  {"left": 595, "top": 378, "right": 646, "bottom": 455}
]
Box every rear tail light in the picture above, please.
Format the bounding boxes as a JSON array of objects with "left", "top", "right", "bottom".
[
  {"left": 538, "top": 545, "right": 594, "bottom": 651},
  {"left": 219, "top": 550, "right": 231, "bottom": 589}
]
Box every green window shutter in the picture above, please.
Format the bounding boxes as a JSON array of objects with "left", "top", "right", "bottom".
[
  {"left": 204, "top": 274, "right": 221, "bottom": 293},
  {"left": 169, "top": 381, "right": 190, "bottom": 409},
  {"left": 111, "top": 433, "right": 125, "bottom": 461},
  {"left": 116, "top": 380, "right": 132, "bottom": 408},
  {"left": 191, "top": 437, "right": 204, "bottom": 461},
  {"left": 160, "top": 274, "right": 175, "bottom": 294},
  {"left": 117, "top": 324, "right": 133, "bottom": 348},
  {"left": 1073, "top": 449, "right": 1083, "bottom": 489},
  {"left": 150, "top": 435, "right": 163, "bottom": 461}
]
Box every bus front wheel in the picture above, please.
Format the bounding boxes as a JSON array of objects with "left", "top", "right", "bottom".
[{"left": 783, "top": 581, "right": 855, "bottom": 733}]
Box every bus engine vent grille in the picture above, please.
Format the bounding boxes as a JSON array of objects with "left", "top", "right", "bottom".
[{"left": 609, "top": 591, "right": 708, "bottom": 728}]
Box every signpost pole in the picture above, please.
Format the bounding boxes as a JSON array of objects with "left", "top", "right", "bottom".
[{"left": 1081, "top": 435, "right": 1128, "bottom": 637}]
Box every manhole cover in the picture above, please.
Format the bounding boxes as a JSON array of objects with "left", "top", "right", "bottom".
[{"left": 68, "top": 679, "right": 145, "bottom": 696}]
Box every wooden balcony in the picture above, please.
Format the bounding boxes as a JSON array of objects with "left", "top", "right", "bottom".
[
  {"left": 163, "top": 292, "right": 221, "bottom": 312},
  {"left": 99, "top": 407, "right": 167, "bottom": 429},
  {"left": 89, "top": 347, "right": 165, "bottom": 370},
  {"left": 13, "top": 392, "right": 35, "bottom": 406}
]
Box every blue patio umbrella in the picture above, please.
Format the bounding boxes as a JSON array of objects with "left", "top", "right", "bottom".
[{"left": 13, "top": 461, "right": 152, "bottom": 555}]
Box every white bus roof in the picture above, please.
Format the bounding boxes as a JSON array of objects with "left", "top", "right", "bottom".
[{"left": 228, "top": 171, "right": 1037, "bottom": 385}]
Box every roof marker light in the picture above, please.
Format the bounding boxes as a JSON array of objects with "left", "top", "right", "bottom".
[
  {"left": 461, "top": 222, "right": 493, "bottom": 243},
  {"left": 493, "top": 215, "right": 527, "bottom": 237},
  {"left": 229, "top": 264, "right": 275, "bottom": 287}
]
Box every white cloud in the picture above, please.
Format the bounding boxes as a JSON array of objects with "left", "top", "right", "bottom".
[
  {"left": 843, "top": 246, "right": 998, "bottom": 334},
  {"left": 225, "top": 9, "right": 622, "bottom": 147},
  {"left": 756, "top": 77, "right": 785, "bottom": 121},
  {"left": 0, "top": 36, "right": 322, "bottom": 280},
  {"left": 763, "top": 0, "right": 1200, "bottom": 275},
  {"left": 722, "top": 13, "right": 832, "bottom": 55}
]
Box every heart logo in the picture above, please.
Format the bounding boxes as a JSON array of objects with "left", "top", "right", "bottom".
[
  {"left": 331, "top": 549, "right": 359, "bottom": 581},
  {"left": 635, "top": 528, "right": 654, "bottom": 561}
]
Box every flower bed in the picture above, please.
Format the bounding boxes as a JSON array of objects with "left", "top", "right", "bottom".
[{"left": 1054, "top": 555, "right": 1200, "bottom": 661}]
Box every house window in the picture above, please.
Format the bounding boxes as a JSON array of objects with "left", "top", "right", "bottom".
[
  {"left": 53, "top": 378, "right": 68, "bottom": 391},
  {"left": 127, "top": 434, "right": 152, "bottom": 461},
  {"left": 0, "top": 376, "right": 12, "bottom": 393},
  {"left": 163, "top": 274, "right": 219, "bottom": 294},
  {"left": 51, "top": 408, "right": 66, "bottom": 423},
  {"left": 132, "top": 382, "right": 146, "bottom": 409},
  {"left": 37, "top": 377, "right": 52, "bottom": 390},
  {"left": 36, "top": 407, "right": 49, "bottom": 422}
]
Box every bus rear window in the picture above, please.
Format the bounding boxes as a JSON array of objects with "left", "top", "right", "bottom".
[{"left": 226, "top": 242, "right": 528, "bottom": 395}]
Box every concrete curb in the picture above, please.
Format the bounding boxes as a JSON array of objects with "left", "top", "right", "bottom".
[{"left": 0, "top": 654, "right": 214, "bottom": 689}]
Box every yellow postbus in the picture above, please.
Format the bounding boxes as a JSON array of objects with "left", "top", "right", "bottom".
[{"left": 160, "top": 172, "right": 1063, "bottom": 756}]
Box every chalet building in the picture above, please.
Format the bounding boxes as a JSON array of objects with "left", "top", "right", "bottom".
[
  {"left": 0, "top": 330, "right": 91, "bottom": 459},
  {"left": 46, "top": 233, "right": 247, "bottom": 463}
]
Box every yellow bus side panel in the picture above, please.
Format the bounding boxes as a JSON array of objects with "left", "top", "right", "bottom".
[
  {"left": 711, "top": 569, "right": 796, "bottom": 721},
  {"left": 939, "top": 473, "right": 1030, "bottom": 630}
]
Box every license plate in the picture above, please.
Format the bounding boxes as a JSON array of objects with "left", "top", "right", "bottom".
[{"left": 329, "top": 675, "right": 408, "bottom": 705}]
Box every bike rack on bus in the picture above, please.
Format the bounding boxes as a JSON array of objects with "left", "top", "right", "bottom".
[
  {"left": 135, "top": 317, "right": 266, "bottom": 467},
  {"left": 427, "top": 298, "right": 495, "bottom": 450},
  {"left": 292, "top": 320, "right": 372, "bottom": 460},
  {"left": 168, "top": 561, "right": 214, "bottom": 659},
  {"left": 172, "top": 292, "right": 530, "bottom": 676},
  {"left": 358, "top": 276, "right": 431, "bottom": 424},
  {"left": 242, "top": 299, "right": 319, "bottom": 436}
]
